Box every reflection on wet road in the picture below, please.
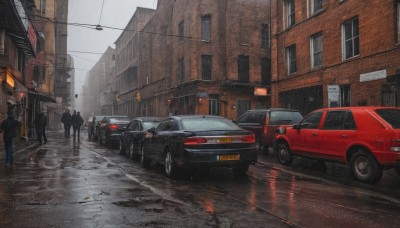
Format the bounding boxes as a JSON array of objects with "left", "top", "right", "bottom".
[{"left": 0, "top": 131, "right": 399, "bottom": 227}]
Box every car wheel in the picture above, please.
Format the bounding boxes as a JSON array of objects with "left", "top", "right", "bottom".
[
  {"left": 119, "top": 139, "right": 125, "bottom": 155},
  {"left": 129, "top": 142, "right": 137, "bottom": 160},
  {"left": 165, "top": 150, "right": 178, "bottom": 178},
  {"left": 233, "top": 163, "right": 249, "bottom": 177},
  {"left": 140, "top": 146, "right": 151, "bottom": 168},
  {"left": 276, "top": 142, "right": 293, "bottom": 165},
  {"left": 350, "top": 149, "right": 383, "bottom": 184}
]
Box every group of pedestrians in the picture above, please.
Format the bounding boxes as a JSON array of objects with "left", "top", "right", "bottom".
[{"left": 61, "top": 109, "right": 84, "bottom": 140}]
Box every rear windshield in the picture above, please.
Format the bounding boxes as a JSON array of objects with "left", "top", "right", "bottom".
[
  {"left": 375, "top": 109, "right": 400, "bottom": 129},
  {"left": 269, "top": 111, "right": 303, "bottom": 125},
  {"left": 181, "top": 117, "right": 241, "bottom": 131},
  {"left": 109, "top": 117, "right": 130, "bottom": 123},
  {"left": 143, "top": 121, "right": 160, "bottom": 130}
]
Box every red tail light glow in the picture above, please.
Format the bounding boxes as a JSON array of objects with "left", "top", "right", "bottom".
[
  {"left": 241, "top": 134, "right": 256, "bottom": 143},
  {"left": 109, "top": 124, "right": 119, "bottom": 129},
  {"left": 184, "top": 137, "right": 207, "bottom": 145}
]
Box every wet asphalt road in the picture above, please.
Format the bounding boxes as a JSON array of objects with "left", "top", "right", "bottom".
[{"left": 0, "top": 131, "right": 399, "bottom": 227}]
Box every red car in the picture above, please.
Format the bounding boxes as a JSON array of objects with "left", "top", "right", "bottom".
[{"left": 275, "top": 107, "right": 400, "bottom": 184}]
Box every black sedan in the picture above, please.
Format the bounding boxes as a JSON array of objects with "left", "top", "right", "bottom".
[
  {"left": 119, "top": 117, "right": 161, "bottom": 159},
  {"left": 98, "top": 116, "right": 130, "bottom": 147},
  {"left": 141, "top": 115, "right": 257, "bottom": 178}
]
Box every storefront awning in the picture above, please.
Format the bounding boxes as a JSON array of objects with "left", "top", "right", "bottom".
[{"left": 28, "top": 90, "right": 56, "bottom": 103}]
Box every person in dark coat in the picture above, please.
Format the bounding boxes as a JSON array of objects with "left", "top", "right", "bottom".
[
  {"left": 1, "top": 110, "right": 21, "bottom": 167},
  {"left": 35, "top": 110, "right": 47, "bottom": 145},
  {"left": 61, "top": 109, "right": 72, "bottom": 138},
  {"left": 72, "top": 111, "right": 84, "bottom": 140}
]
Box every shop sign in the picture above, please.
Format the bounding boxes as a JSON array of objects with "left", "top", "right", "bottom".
[
  {"left": 6, "top": 73, "right": 15, "bottom": 88},
  {"left": 254, "top": 87, "right": 268, "bottom": 96},
  {"left": 360, "top": 70, "right": 387, "bottom": 82},
  {"left": 327, "top": 85, "right": 339, "bottom": 107}
]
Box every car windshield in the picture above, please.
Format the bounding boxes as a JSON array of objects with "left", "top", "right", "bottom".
[
  {"left": 109, "top": 117, "right": 130, "bottom": 123},
  {"left": 181, "top": 117, "right": 242, "bottom": 131},
  {"left": 269, "top": 111, "right": 303, "bottom": 125},
  {"left": 375, "top": 109, "right": 400, "bottom": 129},
  {"left": 143, "top": 121, "right": 160, "bottom": 130}
]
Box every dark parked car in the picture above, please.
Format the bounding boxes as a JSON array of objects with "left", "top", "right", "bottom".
[
  {"left": 119, "top": 117, "right": 161, "bottom": 159},
  {"left": 98, "top": 116, "right": 130, "bottom": 147},
  {"left": 141, "top": 115, "right": 257, "bottom": 178},
  {"left": 91, "top": 115, "right": 106, "bottom": 141},
  {"left": 235, "top": 108, "right": 303, "bottom": 154}
]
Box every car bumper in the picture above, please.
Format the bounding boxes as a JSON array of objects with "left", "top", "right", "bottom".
[{"left": 174, "top": 147, "right": 258, "bottom": 167}]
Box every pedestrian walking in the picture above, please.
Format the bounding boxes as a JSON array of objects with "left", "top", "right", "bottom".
[
  {"left": 35, "top": 109, "right": 48, "bottom": 145},
  {"left": 72, "top": 111, "right": 84, "bottom": 140},
  {"left": 61, "top": 109, "right": 72, "bottom": 138},
  {"left": 0, "top": 110, "right": 21, "bottom": 167}
]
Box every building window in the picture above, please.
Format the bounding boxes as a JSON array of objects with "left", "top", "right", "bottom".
[
  {"left": 209, "top": 94, "right": 220, "bottom": 116},
  {"left": 261, "top": 57, "right": 271, "bottom": 85},
  {"left": 201, "top": 55, "right": 212, "bottom": 80},
  {"left": 311, "top": 0, "right": 323, "bottom": 14},
  {"left": 285, "top": 0, "right": 295, "bottom": 28},
  {"left": 340, "top": 85, "right": 351, "bottom": 107},
  {"left": 342, "top": 17, "right": 359, "bottom": 60},
  {"left": 179, "top": 20, "right": 184, "bottom": 42},
  {"left": 237, "top": 100, "right": 251, "bottom": 119},
  {"left": 397, "top": 2, "right": 400, "bottom": 43},
  {"left": 40, "top": 0, "right": 46, "bottom": 14},
  {"left": 179, "top": 57, "right": 185, "bottom": 82},
  {"left": 201, "top": 15, "right": 211, "bottom": 42},
  {"left": 238, "top": 55, "right": 249, "bottom": 82},
  {"left": 311, "top": 32, "right": 323, "bottom": 68},
  {"left": 261, "top": 24, "right": 269, "bottom": 47},
  {"left": 286, "top": 44, "right": 297, "bottom": 75}
]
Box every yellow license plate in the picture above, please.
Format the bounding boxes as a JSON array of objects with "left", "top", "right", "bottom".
[
  {"left": 219, "top": 138, "right": 232, "bottom": 143},
  {"left": 219, "top": 155, "right": 240, "bottom": 161}
]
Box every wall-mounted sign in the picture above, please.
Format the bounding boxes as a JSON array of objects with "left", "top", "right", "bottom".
[
  {"left": 6, "top": 73, "right": 15, "bottom": 88},
  {"left": 254, "top": 87, "right": 267, "bottom": 96},
  {"left": 360, "top": 70, "right": 387, "bottom": 82},
  {"left": 327, "top": 85, "right": 339, "bottom": 107}
]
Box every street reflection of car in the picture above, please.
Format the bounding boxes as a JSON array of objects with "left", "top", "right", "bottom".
[
  {"left": 275, "top": 106, "right": 400, "bottom": 184},
  {"left": 141, "top": 115, "right": 257, "bottom": 178},
  {"left": 98, "top": 116, "right": 130, "bottom": 147},
  {"left": 119, "top": 117, "right": 161, "bottom": 159},
  {"left": 235, "top": 108, "right": 303, "bottom": 154},
  {"left": 92, "top": 115, "right": 106, "bottom": 141}
]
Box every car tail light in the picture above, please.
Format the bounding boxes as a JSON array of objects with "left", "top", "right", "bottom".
[
  {"left": 390, "top": 140, "right": 400, "bottom": 151},
  {"left": 241, "top": 134, "right": 256, "bottom": 143},
  {"left": 109, "top": 124, "right": 119, "bottom": 130},
  {"left": 184, "top": 137, "right": 207, "bottom": 145}
]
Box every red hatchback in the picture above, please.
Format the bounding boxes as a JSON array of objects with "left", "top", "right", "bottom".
[{"left": 275, "top": 107, "right": 400, "bottom": 184}]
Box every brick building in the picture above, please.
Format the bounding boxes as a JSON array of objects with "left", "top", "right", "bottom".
[
  {"left": 271, "top": 0, "right": 400, "bottom": 116},
  {"left": 134, "top": 0, "right": 271, "bottom": 120}
]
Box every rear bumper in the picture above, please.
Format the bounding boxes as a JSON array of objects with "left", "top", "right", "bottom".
[
  {"left": 373, "top": 151, "right": 400, "bottom": 167},
  {"left": 174, "top": 147, "right": 258, "bottom": 167}
]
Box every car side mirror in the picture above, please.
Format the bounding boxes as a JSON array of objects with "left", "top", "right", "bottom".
[{"left": 292, "top": 124, "right": 300, "bottom": 130}]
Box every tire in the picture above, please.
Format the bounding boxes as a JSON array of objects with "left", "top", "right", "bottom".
[
  {"left": 165, "top": 150, "right": 178, "bottom": 178},
  {"left": 129, "top": 142, "right": 138, "bottom": 160},
  {"left": 276, "top": 142, "right": 293, "bottom": 165},
  {"left": 140, "top": 146, "right": 151, "bottom": 168},
  {"left": 395, "top": 165, "right": 400, "bottom": 176},
  {"left": 233, "top": 163, "right": 249, "bottom": 177},
  {"left": 350, "top": 149, "right": 383, "bottom": 184},
  {"left": 119, "top": 139, "right": 125, "bottom": 155}
]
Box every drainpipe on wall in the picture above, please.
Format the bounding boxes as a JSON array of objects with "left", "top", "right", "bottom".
[{"left": 0, "top": 28, "right": 5, "bottom": 55}]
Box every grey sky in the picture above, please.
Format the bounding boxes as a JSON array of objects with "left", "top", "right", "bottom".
[{"left": 67, "top": 0, "right": 156, "bottom": 95}]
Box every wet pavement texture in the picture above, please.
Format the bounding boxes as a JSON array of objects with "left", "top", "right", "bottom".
[{"left": 0, "top": 131, "right": 399, "bottom": 227}]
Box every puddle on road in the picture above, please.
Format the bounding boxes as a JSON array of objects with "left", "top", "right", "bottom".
[{"left": 113, "top": 195, "right": 183, "bottom": 214}]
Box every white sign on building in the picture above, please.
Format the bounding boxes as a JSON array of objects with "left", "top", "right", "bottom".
[
  {"left": 328, "top": 85, "right": 340, "bottom": 107},
  {"left": 360, "top": 70, "right": 387, "bottom": 82}
]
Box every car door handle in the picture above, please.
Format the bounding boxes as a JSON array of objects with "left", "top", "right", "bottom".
[
  {"left": 312, "top": 133, "right": 318, "bottom": 136},
  {"left": 341, "top": 134, "right": 348, "bottom": 138}
]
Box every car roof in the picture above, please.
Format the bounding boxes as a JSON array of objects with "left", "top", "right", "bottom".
[
  {"left": 246, "top": 108, "right": 301, "bottom": 113},
  {"left": 313, "top": 106, "right": 400, "bottom": 112},
  {"left": 170, "top": 115, "right": 226, "bottom": 120},
  {"left": 133, "top": 117, "right": 162, "bottom": 121}
]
